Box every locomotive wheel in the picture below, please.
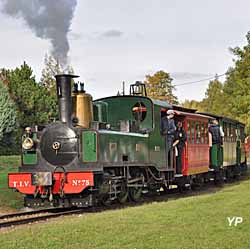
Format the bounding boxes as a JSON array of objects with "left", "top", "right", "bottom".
[
  {"left": 191, "top": 175, "right": 204, "bottom": 190},
  {"left": 101, "top": 194, "right": 112, "bottom": 206},
  {"left": 117, "top": 190, "right": 128, "bottom": 204},
  {"left": 129, "top": 186, "right": 142, "bottom": 202},
  {"left": 117, "top": 183, "right": 128, "bottom": 204},
  {"left": 214, "top": 170, "right": 224, "bottom": 186},
  {"left": 128, "top": 169, "right": 143, "bottom": 202}
]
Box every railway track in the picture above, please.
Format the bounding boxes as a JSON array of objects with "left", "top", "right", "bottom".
[
  {"left": 1, "top": 175, "right": 249, "bottom": 229},
  {"left": 0, "top": 208, "right": 86, "bottom": 229},
  {"left": 0, "top": 191, "right": 190, "bottom": 229}
]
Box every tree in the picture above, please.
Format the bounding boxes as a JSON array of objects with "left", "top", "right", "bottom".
[
  {"left": 40, "top": 54, "right": 62, "bottom": 91},
  {"left": 40, "top": 53, "right": 74, "bottom": 92},
  {"left": 5, "top": 62, "right": 58, "bottom": 128},
  {"left": 223, "top": 32, "right": 250, "bottom": 132},
  {"left": 182, "top": 99, "right": 203, "bottom": 111},
  {"left": 0, "top": 62, "right": 61, "bottom": 154},
  {"left": 0, "top": 62, "right": 59, "bottom": 154},
  {"left": 200, "top": 77, "right": 226, "bottom": 114},
  {"left": 144, "top": 70, "right": 178, "bottom": 104},
  {"left": 0, "top": 81, "right": 17, "bottom": 141}
]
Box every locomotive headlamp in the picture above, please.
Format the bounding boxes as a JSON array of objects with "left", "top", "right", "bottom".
[{"left": 22, "top": 137, "right": 34, "bottom": 150}]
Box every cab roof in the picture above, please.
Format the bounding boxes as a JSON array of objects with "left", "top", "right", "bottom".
[
  {"left": 94, "top": 95, "right": 172, "bottom": 108},
  {"left": 150, "top": 98, "right": 172, "bottom": 108}
]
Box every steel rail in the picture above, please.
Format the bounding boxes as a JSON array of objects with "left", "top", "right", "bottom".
[
  {"left": 0, "top": 209, "right": 85, "bottom": 229},
  {"left": 0, "top": 207, "right": 70, "bottom": 220}
]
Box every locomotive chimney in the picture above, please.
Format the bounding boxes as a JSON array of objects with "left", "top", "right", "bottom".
[{"left": 55, "top": 74, "right": 79, "bottom": 126}]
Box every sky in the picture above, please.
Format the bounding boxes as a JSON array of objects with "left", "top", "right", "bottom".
[{"left": 0, "top": 0, "right": 250, "bottom": 102}]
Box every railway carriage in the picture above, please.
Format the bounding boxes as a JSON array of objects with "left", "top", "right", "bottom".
[
  {"left": 171, "top": 110, "right": 211, "bottom": 181},
  {"left": 8, "top": 74, "right": 247, "bottom": 208},
  {"left": 199, "top": 113, "right": 247, "bottom": 177}
]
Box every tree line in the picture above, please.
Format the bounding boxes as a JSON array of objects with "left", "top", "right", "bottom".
[
  {"left": 0, "top": 56, "right": 59, "bottom": 154},
  {"left": 1, "top": 32, "right": 250, "bottom": 155},
  {"left": 183, "top": 32, "right": 250, "bottom": 133}
]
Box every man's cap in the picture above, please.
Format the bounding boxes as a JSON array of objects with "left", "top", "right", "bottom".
[{"left": 167, "top": 109, "right": 175, "bottom": 115}]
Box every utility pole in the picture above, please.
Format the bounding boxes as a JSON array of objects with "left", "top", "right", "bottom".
[{"left": 122, "top": 81, "right": 125, "bottom": 95}]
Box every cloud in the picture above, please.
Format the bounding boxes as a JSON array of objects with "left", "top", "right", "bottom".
[
  {"left": 135, "top": 32, "right": 144, "bottom": 39},
  {"left": 100, "top": 29, "right": 123, "bottom": 38}
]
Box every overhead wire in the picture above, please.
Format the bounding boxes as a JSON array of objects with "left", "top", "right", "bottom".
[
  {"left": 172, "top": 65, "right": 250, "bottom": 87},
  {"left": 172, "top": 72, "right": 227, "bottom": 87}
]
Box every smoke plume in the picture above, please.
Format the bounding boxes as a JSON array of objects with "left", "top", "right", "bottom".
[{"left": 1, "top": 0, "right": 77, "bottom": 68}]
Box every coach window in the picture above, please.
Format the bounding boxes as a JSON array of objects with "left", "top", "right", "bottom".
[
  {"left": 196, "top": 122, "right": 201, "bottom": 144},
  {"left": 191, "top": 121, "right": 195, "bottom": 144},
  {"left": 232, "top": 125, "right": 235, "bottom": 142},
  {"left": 204, "top": 123, "right": 208, "bottom": 144},
  {"left": 229, "top": 124, "right": 231, "bottom": 142},
  {"left": 201, "top": 122, "right": 205, "bottom": 144},
  {"left": 229, "top": 124, "right": 233, "bottom": 142},
  {"left": 234, "top": 126, "right": 237, "bottom": 142},
  {"left": 187, "top": 121, "right": 191, "bottom": 143},
  {"left": 240, "top": 127, "right": 245, "bottom": 143},
  {"left": 223, "top": 123, "right": 227, "bottom": 142},
  {"left": 231, "top": 124, "right": 234, "bottom": 142},
  {"left": 230, "top": 124, "right": 232, "bottom": 142},
  {"left": 241, "top": 127, "right": 245, "bottom": 143},
  {"left": 227, "top": 124, "right": 230, "bottom": 142}
]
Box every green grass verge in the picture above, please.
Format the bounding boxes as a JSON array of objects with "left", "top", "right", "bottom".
[
  {"left": 0, "top": 156, "right": 23, "bottom": 210},
  {"left": 0, "top": 180, "right": 250, "bottom": 249}
]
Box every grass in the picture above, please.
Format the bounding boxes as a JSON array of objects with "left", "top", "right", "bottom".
[
  {"left": 0, "top": 180, "right": 250, "bottom": 249},
  {"left": 0, "top": 156, "right": 23, "bottom": 210}
]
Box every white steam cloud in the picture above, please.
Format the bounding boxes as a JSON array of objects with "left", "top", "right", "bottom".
[{"left": 1, "top": 0, "right": 77, "bottom": 67}]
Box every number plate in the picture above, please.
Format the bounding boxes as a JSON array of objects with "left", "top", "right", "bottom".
[{"left": 32, "top": 172, "right": 52, "bottom": 186}]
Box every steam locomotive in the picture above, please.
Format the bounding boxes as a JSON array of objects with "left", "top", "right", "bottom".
[{"left": 8, "top": 74, "right": 247, "bottom": 208}]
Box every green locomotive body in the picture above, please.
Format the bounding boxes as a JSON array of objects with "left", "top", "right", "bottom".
[{"left": 93, "top": 96, "right": 172, "bottom": 171}]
